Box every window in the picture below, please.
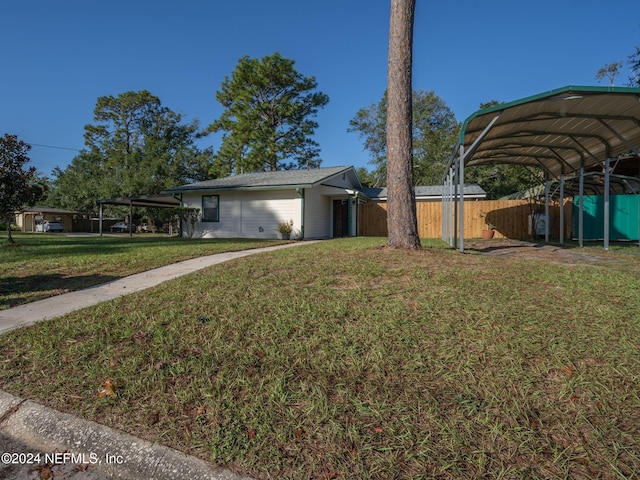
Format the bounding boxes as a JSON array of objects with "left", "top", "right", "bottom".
[{"left": 202, "top": 195, "right": 219, "bottom": 222}]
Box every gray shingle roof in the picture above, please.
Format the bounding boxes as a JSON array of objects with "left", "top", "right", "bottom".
[
  {"left": 362, "top": 184, "right": 486, "bottom": 200},
  {"left": 166, "top": 166, "right": 355, "bottom": 192}
]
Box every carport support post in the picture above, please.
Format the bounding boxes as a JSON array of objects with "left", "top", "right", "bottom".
[
  {"left": 129, "top": 200, "right": 134, "bottom": 237},
  {"left": 448, "top": 167, "right": 453, "bottom": 246},
  {"left": 99, "top": 203, "right": 103, "bottom": 237},
  {"left": 578, "top": 163, "right": 584, "bottom": 247},
  {"left": 444, "top": 166, "right": 454, "bottom": 247},
  {"left": 442, "top": 170, "right": 447, "bottom": 243},
  {"left": 544, "top": 179, "right": 550, "bottom": 243},
  {"left": 441, "top": 171, "right": 446, "bottom": 243},
  {"left": 604, "top": 157, "right": 610, "bottom": 251},
  {"left": 559, "top": 174, "right": 565, "bottom": 245},
  {"left": 347, "top": 193, "right": 353, "bottom": 237},
  {"left": 453, "top": 164, "right": 458, "bottom": 249},
  {"left": 458, "top": 144, "right": 465, "bottom": 253}
]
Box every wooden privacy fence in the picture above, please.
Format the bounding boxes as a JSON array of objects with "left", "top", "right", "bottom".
[{"left": 358, "top": 199, "right": 573, "bottom": 240}]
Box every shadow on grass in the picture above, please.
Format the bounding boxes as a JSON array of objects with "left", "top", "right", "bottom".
[
  {"left": 0, "top": 273, "right": 119, "bottom": 309},
  {"left": 467, "top": 238, "right": 640, "bottom": 256}
]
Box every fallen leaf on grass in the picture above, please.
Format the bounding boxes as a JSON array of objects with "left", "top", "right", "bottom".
[
  {"left": 98, "top": 378, "right": 117, "bottom": 398},
  {"left": 29, "top": 464, "right": 54, "bottom": 480},
  {"left": 321, "top": 468, "right": 338, "bottom": 480},
  {"left": 149, "top": 412, "right": 160, "bottom": 425}
]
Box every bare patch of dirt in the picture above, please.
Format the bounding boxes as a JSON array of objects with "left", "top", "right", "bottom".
[{"left": 466, "top": 239, "right": 618, "bottom": 265}]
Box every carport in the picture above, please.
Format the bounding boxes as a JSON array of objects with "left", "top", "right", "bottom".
[
  {"left": 443, "top": 85, "right": 640, "bottom": 251},
  {"left": 97, "top": 194, "right": 180, "bottom": 236}
]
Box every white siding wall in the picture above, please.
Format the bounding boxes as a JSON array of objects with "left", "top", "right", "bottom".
[
  {"left": 181, "top": 190, "right": 302, "bottom": 239},
  {"left": 303, "top": 187, "right": 331, "bottom": 239}
]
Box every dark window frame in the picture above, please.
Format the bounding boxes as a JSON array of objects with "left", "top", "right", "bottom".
[{"left": 202, "top": 195, "right": 220, "bottom": 222}]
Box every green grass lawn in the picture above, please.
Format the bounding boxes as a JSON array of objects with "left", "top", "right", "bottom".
[
  {"left": 0, "top": 233, "right": 288, "bottom": 309},
  {"left": 1, "top": 237, "right": 639, "bottom": 479}
]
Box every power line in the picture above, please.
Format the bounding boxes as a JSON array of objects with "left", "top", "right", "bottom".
[{"left": 28, "top": 142, "right": 82, "bottom": 152}]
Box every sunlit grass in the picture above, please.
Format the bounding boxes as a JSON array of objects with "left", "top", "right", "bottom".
[
  {"left": 1, "top": 237, "right": 639, "bottom": 479},
  {"left": 0, "top": 233, "right": 288, "bottom": 308}
]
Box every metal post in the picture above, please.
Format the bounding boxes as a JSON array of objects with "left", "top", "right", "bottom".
[
  {"left": 129, "top": 200, "right": 134, "bottom": 237},
  {"left": 441, "top": 173, "right": 445, "bottom": 242},
  {"left": 459, "top": 144, "right": 465, "bottom": 253},
  {"left": 604, "top": 158, "right": 610, "bottom": 251},
  {"left": 447, "top": 169, "right": 452, "bottom": 245},
  {"left": 99, "top": 203, "right": 103, "bottom": 237},
  {"left": 559, "top": 174, "right": 565, "bottom": 245},
  {"left": 544, "top": 179, "right": 550, "bottom": 243},
  {"left": 347, "top": 194, "right": 352, "bottom": 237},
  {"left": 579, "top": 163, "right": 584, "bottom": 247},
  {"left": 442, "top": 170, "right": 448, "bottom": 243},
  {"left": 453, "top": 163, "right": 458, "bottom": 249}
]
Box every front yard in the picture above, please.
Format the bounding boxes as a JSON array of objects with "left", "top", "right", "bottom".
[
  {"left": 0, "top": 233, "right": 287, "bottom": 309},
  {"left": 1, "top": 237, "right": 639, "bottom": 479}
]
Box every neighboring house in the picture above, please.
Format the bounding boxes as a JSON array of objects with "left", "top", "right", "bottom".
[
  {"left": 14, "top": 207, "right": 78, "bottom": 233},
  {"left": 164, "top": 166, "right": 367, "bottom": 240},
  {"left": 361, "top": 184, "right": 487, "bottom": 202}
]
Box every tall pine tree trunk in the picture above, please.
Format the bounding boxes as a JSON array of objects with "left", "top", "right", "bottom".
[{"left": 386, "top": 0, "right": 421, "bottom": 249}]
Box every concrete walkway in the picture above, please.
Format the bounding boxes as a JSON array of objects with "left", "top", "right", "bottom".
[
  {"left": 0, "top": 241, "right": 316, "bottom": 479},
  {"left": 0, "top": 241, "right": 314, "bottom": 333}
]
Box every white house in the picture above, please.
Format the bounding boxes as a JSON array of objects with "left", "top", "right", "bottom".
[{"left": 165, "top": 166, "right": 367, "bottom": 240}]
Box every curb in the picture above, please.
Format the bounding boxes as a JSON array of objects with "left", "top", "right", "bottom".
[
  {"left": 0, "top": 390, "right": 254, "bottom": 480},
  {"left": 0, "top": 241, "right": 320, "bottom": 478}
]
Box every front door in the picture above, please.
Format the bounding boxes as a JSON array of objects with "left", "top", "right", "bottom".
[{"left": 333, "top": 199, "right": 349, "bottom": 238}]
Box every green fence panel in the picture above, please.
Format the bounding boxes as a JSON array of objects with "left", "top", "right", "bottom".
[{"left": 573, "top": 195, "right": 640, "bottom": 240}]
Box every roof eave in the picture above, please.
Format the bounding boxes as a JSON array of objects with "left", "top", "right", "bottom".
[{"left": 163, "top": 183, "right": 316, "bottom": 194}]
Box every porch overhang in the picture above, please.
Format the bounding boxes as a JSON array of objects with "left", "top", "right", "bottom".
[{"left": 320, "top": 185, "right": 370, "bottom": 202}]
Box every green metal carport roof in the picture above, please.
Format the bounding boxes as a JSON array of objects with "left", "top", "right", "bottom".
[
  {"left": 443, "top": 85, "right": 640, "bottom": 251},
  {"left": 454, "top": 85, "right": 640, "bottom": 178}
]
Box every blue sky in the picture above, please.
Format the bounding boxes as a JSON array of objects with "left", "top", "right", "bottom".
[{"left": 1, "top": 0, "right": 638, "bottom": 178}]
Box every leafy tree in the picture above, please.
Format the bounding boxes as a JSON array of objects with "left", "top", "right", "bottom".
[
  {"left": 386, "top": 0, "right": 420, "bottom": 249},
  {"left": 355, "top": 167, "right": 382, "bottom": 188},
  {"left": 50, "top": 90, "right": 212, "bottom": 213},
  {"left": 0, "top": 134, "right": 46, "bottom": 243},
  {"left": 595, "top": 61, "right": 624, "bottom": 86},
  {"left": 466, "top": 164, "right": 543, "bottom": 199},
  {"left": 349, "top": 90, "right": 459, "bottom": 186},
  {"left": 464, "top": 100, "right": 545, "bottom": 199},
  {"left": 207, "top": 53, "right": 329, "bottom": 175}
]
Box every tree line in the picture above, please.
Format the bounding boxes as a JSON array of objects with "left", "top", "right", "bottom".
[{"left": 3, "top": 29, "right": 640, "bottom": 241}]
